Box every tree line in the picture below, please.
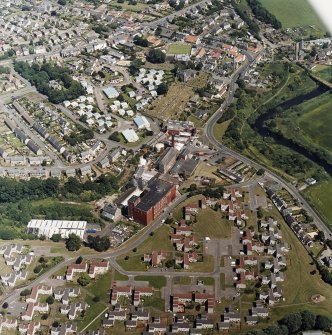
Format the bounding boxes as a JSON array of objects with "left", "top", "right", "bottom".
[
  {"left": 14, "top": 61, "right": 86, "bottom": 104},
  {"left": 247, "top": 0, "right": 282, "bottom": 29},
  {"left": 243, "top": 311, "right": 332, "bottom": 335}
]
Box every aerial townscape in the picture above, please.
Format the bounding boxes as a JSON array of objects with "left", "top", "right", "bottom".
[{"left": 0, "top": 0, "right": 332, "bottom": 334}]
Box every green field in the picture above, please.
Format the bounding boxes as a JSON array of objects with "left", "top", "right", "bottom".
[
  {"left": 259, "top": 0, "right": 325, "bottom": 30},
  {"left": 134, "top": 275, "right": 167, "bottom": 289},
  {"left": 213, "top": 120, "right": 232, "bottom": 143},
  {"left": 194, "top": 208, "right": 232, "bottom": 239},
  {"left": 304, "top": 180, "right": 332, "bottom": 228},
  {"left": 313, "top": 65, "right": 332, "bottom": 83},
  {"left": 273, "top": 91, "right": 332, "bottom": 166},
  {"left": 298, "top": 93, "right": 332, "bottom": 155},
  {"left": 168, "top": 44, "right": 192, "bottom": 55}
]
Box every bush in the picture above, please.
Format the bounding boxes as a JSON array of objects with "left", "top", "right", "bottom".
[
  {"left": 33, "top": 265, "right": 42, "bottom": 273},
  {"left": 65, "top": 234, "right": 81, "bottom": 251},
  {"left": 46, "top": 296, "right": 54, "bottom": 305},
  {"left": 20, "top": 289, "right": 31, "bottom": 296},
  {"left": 2, "top": 302, "right": 8, "bottom": 309},
  {"left": 78, "top": 273, "right": 91, "bottom": 286}
]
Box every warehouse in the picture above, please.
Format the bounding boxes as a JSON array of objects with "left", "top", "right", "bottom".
[{"left": 26, "top": 220, "right": 87, "bottom": 239}]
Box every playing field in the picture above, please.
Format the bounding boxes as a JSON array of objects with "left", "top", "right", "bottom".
[
  {"left": 168, "top": 44, "right": 192, "bottom": 55},
  {"left": 304, "top": 180, "right": 332, "bottom": 229},
  {"left": 259, "top": 0, "right": 325, "bottom": 29}
]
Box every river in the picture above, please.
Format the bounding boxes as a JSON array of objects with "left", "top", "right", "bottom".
[{"left": 254, "top": 85, "right": 332, "bottom": 176}]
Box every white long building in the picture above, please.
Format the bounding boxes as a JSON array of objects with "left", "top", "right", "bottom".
[{"left": 26, "top": 220, "right": 87, "bottom": 239}]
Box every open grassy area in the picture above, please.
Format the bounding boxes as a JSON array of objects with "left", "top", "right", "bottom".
[
  {"left": 116, "top": 225, "right": 173, "bottom": 272},
  {"left": 109, "top": 0, "right": 148, "bottom": 12},
  {"left": 259, "top": 0, "right": 326, "bottom": 30},
  {"left": 213, "top": 120, "right": 232, "bottom": 143},
  {"left": 313, "top": 65, "right": 332, "bottom": 83},
  {"left": 147, "top": 82, "right": 194, "bottom": 120},
  {"left": 86, "top": 271, "right": 112, "bottom": 303},
  {"left": 188, "top": 254, "right": 214, "bottom": 273},
  {"left": 135, "top": 275, "right": 167, "bottom": 289},
  {"left": 194, "top": 208, "right": 232, "bottom": 239},
  {"left": 303, "top": 180, "right": 332, "bottom": 228},
  {"left": 168, "top": 44, "right": 192, "bottom": 55}
]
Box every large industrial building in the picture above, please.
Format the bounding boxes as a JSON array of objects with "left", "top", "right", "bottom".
[
  {"left": 26, "top": 220, "right": 87, "bottom": 239},
  {"left": 128, "top": 179, "right": 176, "bottom": 225}
]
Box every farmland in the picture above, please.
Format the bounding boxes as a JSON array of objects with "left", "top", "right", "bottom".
[
  {"left": 259, "top": 0, "right": 326, "bottom": 30},
  {"left": 272, "top": 91, "right": 332, "bottom": 166},
  {"left": 304, "top": 180, "right": 332, "bottom": 229}
]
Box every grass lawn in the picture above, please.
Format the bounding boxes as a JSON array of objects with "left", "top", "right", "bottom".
[
  {"left": 87, "top": 271, "right": 112, "bottom": 303},
  {"left": 134, "top": 275, "right": 167, "bottom": 289},
  {"left": 220, "top": 273, "right": 225, "bottom": 290},
  {"left": 259, "top": 0, "right": 326, "bottom": 30},
  {"left": 142, "top": 291, "right": 165, "bottom": 311},
  {"left": 268, "top": 206, "right": 332, "bottom": 320},
  {"left": 117, "top": 254, "right": 146, "bottom": 272},
  {"left": 188, "top": 255, "right": 214, "bottom": 273},
  {"left": 113, "top": 270, "right": 129, "bottom": 281},
  {"left": 147, "top": 82, "right": 194, "bottom": 120},
  {"left": 213, "top": 119, "right": 232, "bottom": 143},
  {"left": 304, "top": 180, "right": 332, "bottom": 228},
  {"left": 194, "top": 208, "right": 232, "bottom": 239},
  {"left": 77, "top": 295, "right": 107, "bottom": 331},
  {"left": 116, "top": 225, "right": 173, "bottom": 272},
  {"left": 168, "top": 44, "right": 192, "bottom": 55},
  {"left": 109, "top": 0, "right": 148, "bottom": 12},
  {"left": 197, "top": 276, "right": 214, "bottom": 286},
  {"left": 175, "top": 276, "right": 191, "bottom": 285}
]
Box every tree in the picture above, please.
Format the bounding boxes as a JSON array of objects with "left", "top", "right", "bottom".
[
  {"left": 317, "top": 230, "right": 325, "bottom": 242},
  {"left": 34, "top": 265, "right": 42, "bottom": 273},
  {"left": 58, "top": 0, "right": 67, "bottom": 5},
  {"left": 86, "top": 235, "right": 110, "bottom": 252},
  {"left": 46, "top": 296, "right": 54, "bottom": 305},
  {"left": 109, "top": 131, "right": 121, "bottom": 142},
  {"left": 157, "top": 82, "right": 169, "bottom": 95},
  {"left": 300, "top": 311, "right": 316, "bottom": 330},
  {"left": 78, "top": 273, "right": 91, "bottom": 286},
  {"left": 51, "top": 233, "right": 61, "bottom": 242},
  {"left": 41, "top": 313, "right": 48, "bottom": 320},
  {"left": 257, "top": 206, "right": 264, "bottom": 219},
  {"left": 279, "top": 312, "right": 302, "bottom": 333},
  {"left": 315, "top": 315, "right": 332, "bottom": 331},
  {"left": 2, "top": 302, "right": 8, "bottom": 309},
  {"left": 65, "top": 234, "right": 81, "bottom": 251},
  {"left": 147, "top": 49, "right": 166, "bottom": 64},
  {"left": 76, "top": 256, "right": 83, "bottom": 264},
  {"left": 20, "top": 289, "right": 31, "bottom": 296},
  {"left": 256, "top": 168, "right": 265, "bottom": 176}
]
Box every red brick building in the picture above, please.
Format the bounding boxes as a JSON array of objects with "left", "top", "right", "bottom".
[{"left": 128, "top": 179, "right": 176, "bottom": 225}]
